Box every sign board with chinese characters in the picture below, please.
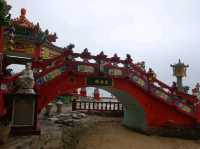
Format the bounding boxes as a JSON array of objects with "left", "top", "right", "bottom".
[{"left": 87, "top": 77, "right": 112, "bottom": 86}]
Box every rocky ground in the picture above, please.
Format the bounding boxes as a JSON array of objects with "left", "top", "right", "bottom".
[
  {"left": 0, "top": 104, "right": 120, "bottom": 149},
  {"left": 1, "top": 104, "right": 200, "bottom": 149}
]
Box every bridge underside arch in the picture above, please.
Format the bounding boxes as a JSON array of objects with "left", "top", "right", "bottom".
[
  {"left": 37, "top": 75, "right": 147, "bottom": 131},
  {"left": 101, "top": 87, "right": 147, "bottom": 131}
]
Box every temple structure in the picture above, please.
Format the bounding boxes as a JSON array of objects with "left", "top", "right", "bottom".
[
  {"left": 3, "top": 8, "right": 63, "bottom": 65},
  {"left": 2, "top": 2, "right": 200, "bottom": 139}
]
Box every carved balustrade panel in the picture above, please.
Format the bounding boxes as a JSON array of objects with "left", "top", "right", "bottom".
[
  {"left": 151, "top": 87, "right": 170, "bottom": 102},
  {"left": 77, "top": 64, "right": 95, "bottom": 73},
  {"left": 129, "top": 72, "right": 148, "bottom": 90},
  {"left": 174, "top": 99, "right": 193, "bottom": 113},
  {"left": 35, "top": 65, "right": 66, "bottom": 85}
]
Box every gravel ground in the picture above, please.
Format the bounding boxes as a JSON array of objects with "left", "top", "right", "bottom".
[
  {"left": 77, "top": 120, "right": 200, "bottom": 149},
  {"left": 1, "top": 104, "right": 200, "bottom": 149}
]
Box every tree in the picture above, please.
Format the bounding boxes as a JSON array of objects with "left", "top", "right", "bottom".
[{"left": 0, "top": 0, "right": 11, "bottom": 26}]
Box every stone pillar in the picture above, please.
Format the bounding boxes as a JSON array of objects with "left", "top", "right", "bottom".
[
  {"left": 56, "top": 101, "right": 63, "bottom": 114},
  {"left": 46, "top": 103, "right": 53, "bottom": 116},
  {"left": 9, "top": 63, "right": 40, "bottom": 135}
]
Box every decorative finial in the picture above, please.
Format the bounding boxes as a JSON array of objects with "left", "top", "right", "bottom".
[
  {"left": 66, "top": 44, "right": 75, "bottom": 50},
  {"left": 21, "top": 8, "right": 26, "bottom": 17}
]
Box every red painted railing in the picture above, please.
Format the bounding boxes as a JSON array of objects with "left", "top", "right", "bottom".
[
  {"left": 2, "top": 48, "right": 198, "bottom": 118},
  {"left": 31, "top": 50, "right": 199, "bottom": 117}
]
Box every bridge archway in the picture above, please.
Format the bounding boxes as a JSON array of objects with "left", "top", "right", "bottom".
[
  {"left": 37, "top": 75, "right": 148, "bottom": 131},
  {"left": 36, "top": 70, "right": 197, "bottom": 134},
  {"left": 101, "top": 87, "right": 147, "bottom": 131},
  {"left": 74, "top": 86, "right": 147, "bottom": 131}
]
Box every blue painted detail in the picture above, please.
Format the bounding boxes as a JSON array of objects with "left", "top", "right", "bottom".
[
  {"left": 131, "top": 74, "right": 148, "bottom": 90},
  {"left": 36, "top": 79, "right": 42, "bottom": 85},
  {"left": 60, "top": 66, "right": 66, "bottom": 73},
  {"left": 35, "top": 66, "right": 66, "bottom": 85}
]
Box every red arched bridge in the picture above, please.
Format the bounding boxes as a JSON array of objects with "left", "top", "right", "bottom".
[
  {"left": 2, "top": 48, "right": 200, "bottom": 134},
  {"left": 1, "top": 5, "right": 200, "bottom": 137}
]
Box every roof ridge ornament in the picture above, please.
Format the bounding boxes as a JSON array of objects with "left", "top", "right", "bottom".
[
  {"left": 111, "top": 53, "right": 120, "bottom": 62},
  {"left": 13, "top": 8, "right": 35, "bottom": 29}
]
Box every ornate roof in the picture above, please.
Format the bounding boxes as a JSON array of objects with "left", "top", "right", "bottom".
[{"left": 11, "top": 8, "right": 57, "bottom": 43}]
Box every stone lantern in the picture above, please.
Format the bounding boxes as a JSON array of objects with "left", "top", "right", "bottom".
[
  {"left": 46, "top": 103, "right": 53, "bottom": 116},
  {"left": 7, "top": 63, "right": 40, "bottom": 135},
  {"left": 56, "top": 101, "right": 63, "bottom": 114},
  {"left": 171, "top": 59, "right": 189, "bottom": 92}
]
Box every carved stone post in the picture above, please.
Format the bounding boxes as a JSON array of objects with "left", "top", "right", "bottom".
[
  {"left": 56, "top": 101, "right": 63, "bottom": 114},
  {"left": 9, "top": 63, "right": 40, "bottom": 135}
]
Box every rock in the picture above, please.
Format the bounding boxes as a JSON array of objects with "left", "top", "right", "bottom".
[
  {"left": 56, "top": 113, "right": 72, "bottom": 120},
  {"left": 72, "top": 113, "right": 82, "bottom": 119},
  {"left": 63, "top": 119, "right": 74, "bottom": 126},
  {"left": 58, "top": 113, "right": 71, "bottom": 117},
  {"left": 70, "top": 111, "right": 81, "bottom": 114},
  {"left": 48, "top": 117, "right": 59, "bottom": 122},
  {"left": 79, "top": 113, "right": 87, "bottom": 118}
]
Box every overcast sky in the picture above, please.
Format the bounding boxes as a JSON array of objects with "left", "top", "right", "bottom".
[{"left": 7, "top": 0, "right": 200, "bottom": 91}]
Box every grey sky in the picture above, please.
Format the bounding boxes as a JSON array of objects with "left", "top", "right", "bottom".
[{"left": 7, "top": 0, "right": 200, "bottom": 90}]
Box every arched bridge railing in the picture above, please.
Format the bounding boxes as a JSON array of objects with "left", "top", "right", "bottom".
[{"left": 28, "top": 48, "right": 199, "bottom": 117}]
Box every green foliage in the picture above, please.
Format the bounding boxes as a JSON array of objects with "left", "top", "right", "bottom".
[
  {"left": 0, "top": 0, "right": 11, "bottom": 26},
  {"left": 56, "top": 95, "right": 72, "bottom": 104}
]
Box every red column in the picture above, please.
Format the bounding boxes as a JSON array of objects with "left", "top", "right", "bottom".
[
  {"left": 94, "top": 88, "right": 100, "bottom": 101},
  {"left": 80, "top": 87, "right": 87, "bottom": 97},
  {"left": 0, "top": 92, "right": 6, "bottom": 117},
  {"left": 72, "top": 89, "right": 78, "bottom": 95},
  {"left": 195, "top": 103, "right": 200, "bottom": 124}
]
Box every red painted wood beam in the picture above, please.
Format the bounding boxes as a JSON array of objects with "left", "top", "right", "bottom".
[{"left": 33, "top": 44, "right": 42, "bottom": 59}]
